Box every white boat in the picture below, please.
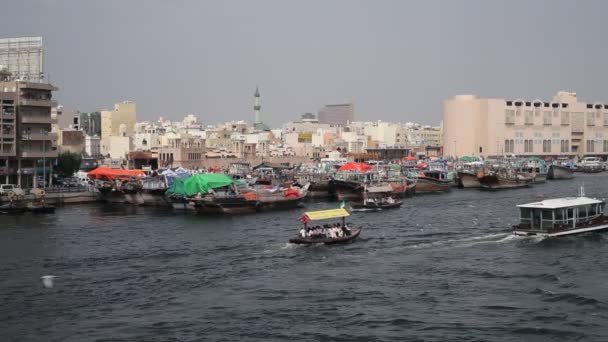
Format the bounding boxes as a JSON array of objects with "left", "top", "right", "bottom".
[{"left": 513, "top": 188, "right": 608, "bottom": 237}]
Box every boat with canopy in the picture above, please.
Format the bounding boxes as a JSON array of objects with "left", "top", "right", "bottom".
[
  {"left": 512, "top": 187, "right": 608, "bottom": 237},
  {"left": 289, "top": 208, "right": 361, "bottom": 245}
]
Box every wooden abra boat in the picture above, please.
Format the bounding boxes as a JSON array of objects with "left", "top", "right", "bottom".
[
  {"left": 350, "top": 197, "right": 402, "bottom": 211},
  {"left": 289, "top": 208, "right": 361, "bottom": 245}
]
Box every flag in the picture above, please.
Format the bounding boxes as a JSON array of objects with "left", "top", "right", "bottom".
[
  {"left": 339, "top": 201, "right": 346, "bottom": 208},
  {"left": 299, "top": 214, "right": 310, "bottom": 225}
]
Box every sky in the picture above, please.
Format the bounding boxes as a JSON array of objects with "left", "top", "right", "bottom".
[{"left": 1, "top": 0, "right": 607, "bottom": 127}]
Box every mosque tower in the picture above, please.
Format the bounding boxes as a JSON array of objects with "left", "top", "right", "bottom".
[{"left": 254, "top": 86, "right": 261, "bottom": 126}]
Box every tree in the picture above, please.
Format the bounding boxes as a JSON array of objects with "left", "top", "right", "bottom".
[{"left": 56, "top": 152, "right": 82, "bottom": 177}]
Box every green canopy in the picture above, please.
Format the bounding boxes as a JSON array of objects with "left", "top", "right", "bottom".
[
  {"left": 166, "top": 174, "right": 237, "bottom": 196},
  {"left": 459, "top": 156, "right": 480, "bottom": 162}
]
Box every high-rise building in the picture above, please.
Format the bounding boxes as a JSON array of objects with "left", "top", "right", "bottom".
[
  {"left": 0, "top": 37, "right": 44, "bottom": 83},
  {"left": 101, "top": 101, "right": 136, "bottom": 138},
  {"left": 443, "top": 91, "right": 608, "bottom": 158},
  {"left": 0, "top": 67, "right": 58, "bottom": 187},
  {"left": 318, "top": 103, "right": 354, "bottom": 126}
]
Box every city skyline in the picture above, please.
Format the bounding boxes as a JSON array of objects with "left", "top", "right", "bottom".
[{"left": 1, "top": 0, "right": 607, "bottom": 127}]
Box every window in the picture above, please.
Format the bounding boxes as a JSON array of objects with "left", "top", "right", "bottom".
[
  {"left": 542, "top": 140, "right": 551, "bottom": 153},
  {"left": 504, "top": 139, "right": 514, "bottom": 153},
  {"left": 543, "top": 111, "right": 552, "bottom": 125},
  {"left": 587, "top": 140, "right": 595, "bottom": 153},
  {"left": 561, "top": 111, "right": 569, "bottom": 125},
  {"left": 604, "top": 113, "right": 608, "bottom": 126},
  {"left": 525, "top": 111, "right": 534, "bottom": 125},
  {"left": 604, "top": 140, "right": 608, "bottom": 153},
  {"left": 587, "top": 112, "right": 596, "bottom": 126},
  {"left": 505, "top": 110, "right": 515, "bottom": 124},
  {"left": 560, "top": 140, "right": 570, "bottom": 153},
  {"left": 524, "top": 139, "right": 533, "bottom": 153}
]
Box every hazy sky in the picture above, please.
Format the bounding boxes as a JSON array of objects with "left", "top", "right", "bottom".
[{"left": 1, "top": 0, "right": 607, "bottom": 127}]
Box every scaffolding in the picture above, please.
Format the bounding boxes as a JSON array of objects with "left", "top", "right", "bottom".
[{"left": 0, "top": 37, "right": 44, "bottom": 83}]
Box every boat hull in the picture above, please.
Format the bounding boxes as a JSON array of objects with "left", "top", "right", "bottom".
[
  {"left": 479, "top": 175, "right": 532, "bottom": 190},
  {"left": 457, "top": 172, "right": 481, "bottom": 188},
  {"left": 415, "top": 177, "right": 451, "bottom": 193},
  {"left": 547, "top": 165, "right": 574, "bottom": 180},
  {"left": 513, "top": 223, "right": 608, "bottom": 237},
  {"left": 350, "top": 201, "right": 402, "bottom": 211},
  {"left": 289, "top": 228, "right": 362, "bottom": 245}
]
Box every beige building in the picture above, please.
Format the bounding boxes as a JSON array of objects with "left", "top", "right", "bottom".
[
  {"left": 101, "top": 101, "right": 136, "bottom": 138},
  {"left": 443, "top": 92, "right": 608, "bottom": 158}
]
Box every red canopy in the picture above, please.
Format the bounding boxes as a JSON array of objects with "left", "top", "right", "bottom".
[
  {"left": 403, "top": 156, "right": 416, "bottom": 161},
  {"left": 416, "top": 162, "right": 427, "bottom": 169},
  {"left": 338, "top": 162, "right": 373, "bottom": 172},
  {"left": 88, "top": 167, "right": 145, "bottom": 180}
]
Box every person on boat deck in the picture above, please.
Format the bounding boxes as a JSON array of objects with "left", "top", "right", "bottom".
[
  {"left": 300, "top": 227, "right": 306, "bottom": 238},
  {"left": 387, "top": 197, "right": 395, "bottom": 204}
]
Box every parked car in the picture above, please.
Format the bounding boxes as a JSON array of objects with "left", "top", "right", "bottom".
[{"left": 0, "top": 184, "right": 25, "bottom": 197}]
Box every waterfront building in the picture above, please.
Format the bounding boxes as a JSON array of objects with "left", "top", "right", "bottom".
[
  {"left": 157, "top": 135, "right": 205, "bottom": 169},
  {"left": 443, "top": 91, "right": 608, "bottom": 158},
  {"left": 318, "top": 103, "right": 354, "bottom": 126},
  {"left": 0, "top": 66, "right": 58, "bottom": 187}
]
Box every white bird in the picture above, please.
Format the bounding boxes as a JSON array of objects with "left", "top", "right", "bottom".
[{"left": 41, "top": 275, "right": 56, "bottom": 289}]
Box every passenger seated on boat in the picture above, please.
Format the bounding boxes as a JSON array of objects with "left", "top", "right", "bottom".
[{"left": 300, "top": 228, "right": 306, "bottom": 238}]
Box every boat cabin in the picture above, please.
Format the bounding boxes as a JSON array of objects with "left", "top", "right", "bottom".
[{"left": 514, "top": 197, "right": 607, "bottom": 236}]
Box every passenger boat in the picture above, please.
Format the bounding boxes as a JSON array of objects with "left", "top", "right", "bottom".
[
  {"left": 547, "top": 164, "right": 574, "bottom": 180},
  {"left": 289, "top": 208, "right": 362, "bottom": 245},
  {"left": 513, "top": 187, "right": 608, "bottom": 237}
]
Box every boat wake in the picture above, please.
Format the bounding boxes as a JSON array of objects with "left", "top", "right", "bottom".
[{"left": 402, "top": 231, "right": 540, "bottom": 250}]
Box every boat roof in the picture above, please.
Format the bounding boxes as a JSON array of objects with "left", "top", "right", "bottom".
[
  {"left": 517, "top": 197, "right": 604, "bottom": 210},
  {"left": 303, "top": 208, "right": 350, "bottom": 220}
]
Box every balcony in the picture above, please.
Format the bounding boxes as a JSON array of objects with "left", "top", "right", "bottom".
[
  {"left": 20, "top": 115, "right": 52, "bottom": 124},
  {"left": 20, "top": 150, "right": 58, "bottom": 158},
  {"left": 19, "top": 98, "right": 57, "bottom": 107},
  {"left": 0, "top": 149, "right": 16, "bottom": 157},
  {"left": 21, "top": 132, "right": 56, "bottom": 141}
]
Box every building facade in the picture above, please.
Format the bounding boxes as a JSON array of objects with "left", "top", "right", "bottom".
[
  {"left": 443, "top": 92, "right": 608, "bottom": 158},
  {"left": 318, "top": 103, "right": 354, "bottom": 126},
  {"left": 0, "top": 68, "right": 58, "bottom": 187}
]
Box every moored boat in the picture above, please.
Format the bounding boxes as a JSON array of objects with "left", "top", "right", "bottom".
[
  {"left": 414, "top": 170, "right": 451, "bottom": 193},
  {"left": 513, "top": 188, "right": 608, "bottom": 237},
  {"left": 547, "top": 165, "right": 574, "bottom": 180},
  {"left": 478, "top": 168, "right": 533, "bottom": 190},
  {"left": 457, "top": 171, "right": 481, "bottom": 188},
  {"left": 289, "top": 208, "right": 361, "bottom": 245},
  {"left": 350, "top": 198, "right": 402, "bottom": 211}
]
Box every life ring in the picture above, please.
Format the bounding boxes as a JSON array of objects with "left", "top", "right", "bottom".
[
  {"left": 39, "top": 189, "right": 46, "bottom": 197},
  {"left": 7, "top": 191, "right": 16, "bottom": 201}
]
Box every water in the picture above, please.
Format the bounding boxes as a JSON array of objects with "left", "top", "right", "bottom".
[{"left": 1, "top": 173, "right": 608, "bottom": 341}]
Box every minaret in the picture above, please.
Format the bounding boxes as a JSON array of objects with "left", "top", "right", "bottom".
[{"left": 254, "top": 86, "right": 261, "bottom": 127}]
